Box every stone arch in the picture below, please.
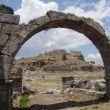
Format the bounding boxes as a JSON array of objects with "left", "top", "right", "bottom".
[
  {"left": 16, "top": 11, "right": 110, "bottom": 98},
  {"left": 0, "top": 6, "right": 110, "bottom": 110},
  {"left": 3, "top": 10, "right": 110, "bottom": 93}
]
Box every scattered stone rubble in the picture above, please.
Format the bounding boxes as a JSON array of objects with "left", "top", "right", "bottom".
[
  {"left": 62, "top": 76, "right": 106, "bottom": 96},
  {"left": 22, "top": 78, "right": 106, "bottom": 97}
]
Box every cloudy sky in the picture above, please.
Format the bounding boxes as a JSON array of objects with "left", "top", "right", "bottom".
[{"left": 1, "top": 0, "right": 110, "bottom": 65}]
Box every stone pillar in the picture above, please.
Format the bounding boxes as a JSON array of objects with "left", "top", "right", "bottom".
[
  {"left": 0, "top": 4, "right": 20, "bottom": 109},
  {"left": 104, "top": 61, "right": 110, "bottom": 99},
  {"left": 0, "top": 81, "right": 12, "bottom": 110}
]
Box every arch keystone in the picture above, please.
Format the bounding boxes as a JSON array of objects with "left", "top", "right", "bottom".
[{"left": 46, "top": 10, "right": 68, "bottom": 21}]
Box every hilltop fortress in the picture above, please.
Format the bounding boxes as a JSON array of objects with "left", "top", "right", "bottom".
[{"left": 16, "top": 49, "right": 104, "bottom": 72}]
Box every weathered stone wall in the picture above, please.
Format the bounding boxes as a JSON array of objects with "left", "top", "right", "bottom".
[
  {"left": 0, "top": 6, "right": 20, "bottom": 81},
  {"left": 0, "top": 5, "right": 21, "bottom": 110},
  {"left": 43, "top": 64, "right": 73, "bottom": 72},
  {"left": 10, "top": 67, "right": 23, "bottom": 93}
]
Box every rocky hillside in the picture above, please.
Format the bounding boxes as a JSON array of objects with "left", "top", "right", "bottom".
[{"left": 16, "top": 49, "right": 104, "bottom": 72}]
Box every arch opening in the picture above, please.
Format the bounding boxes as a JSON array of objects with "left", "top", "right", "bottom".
[{"left": 13, "top": 27, "right": 105, "bottom": 108}]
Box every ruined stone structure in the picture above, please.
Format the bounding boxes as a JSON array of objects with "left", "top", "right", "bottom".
[
  {"left": 16, "top": 49, "right": 103, "bottom": 72},
  {"left": 0, "top": 5, "right": 110, "bottom": 110}
]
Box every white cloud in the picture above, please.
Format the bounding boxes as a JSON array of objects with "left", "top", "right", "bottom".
[
  {"left": 64, "top": 0, "right": 110, "bottom": 26},
  {"left": 85, "top": 53, "right": 103, "bottom": 64},
  {"left": 15, "top": 0, "right": 58, "bottom": 23},
  {"left": 45, "top": 28, "right": 91, "bottom": 49}
]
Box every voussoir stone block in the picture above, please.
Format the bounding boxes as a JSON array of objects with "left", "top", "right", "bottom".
[
  {"left": 2, "top": 35, "right": 22, "bottom": 56},
  {"left": 17, "top": 24, "right": 38, "bottom": 39},
  {"left": 81, "top": 17, "right": 105, "bottom": 35},
  {"left": 67, "top": 13, "right": 81, "bottom": 21},
  {"left": 0, "top": 32, "right": 9, "bottom": 46},
  {"left": 0, "top": 14, "right": 20, "bottom": 24},
  {"left": 46, "top": 10, "right": 67, "bottom": 21},
  {"left": 1, "top": 54, "right": 13, "bottom": 64},
  {"left": 18, "top": 15, "right": 50, "bottom": 39},
  {"left": 2, "top": 24, "right": 18, "bottom": 32},
  {"left": 29, "top": 15, "right": 50, "bottom": 26},
  {"left": 0, "top": 24, "right": 18, "bottom": 46}
]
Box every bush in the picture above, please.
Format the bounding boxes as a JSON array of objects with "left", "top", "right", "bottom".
[{"left": 20, "top": 94, "right": 30, "bottom": 108}]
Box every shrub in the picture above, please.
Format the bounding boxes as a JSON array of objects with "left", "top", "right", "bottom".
[{"left": 20, "top": 94, "right": 30, "bottom": 108}]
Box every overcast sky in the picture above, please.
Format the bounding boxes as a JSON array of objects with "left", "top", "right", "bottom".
[{"left": 1, "top": 0, "right": 110, "bottom": 65}]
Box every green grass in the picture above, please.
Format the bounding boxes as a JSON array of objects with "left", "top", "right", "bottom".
[{"left": 20, "top": 94, "right": 30, "bottom": 108}]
